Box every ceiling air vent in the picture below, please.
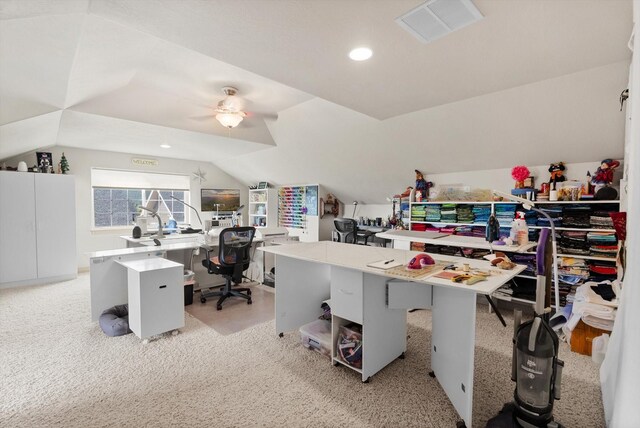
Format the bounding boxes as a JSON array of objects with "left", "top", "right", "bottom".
[{"left": 396, "top": 0, "right": 483, "bottom": 44}]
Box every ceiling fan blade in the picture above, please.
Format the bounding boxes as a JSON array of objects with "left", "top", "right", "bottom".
[
  {"left": 188, "top": 115, "right": 213, "bottom": 122},
  {"left": 245, "top": 111, "right": 278, "bottom": 121}
]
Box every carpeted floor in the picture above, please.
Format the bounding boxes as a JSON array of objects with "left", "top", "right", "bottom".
[{"left": 0, "top": 274, "right": 604, "bottom": 427}]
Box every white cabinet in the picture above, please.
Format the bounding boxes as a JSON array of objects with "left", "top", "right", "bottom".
[
  {"left": 0, "top": 171, "right": 77, "bottom": 287},
  {"left": 121, "top": 258, "right": 184, "bottom": 339}
]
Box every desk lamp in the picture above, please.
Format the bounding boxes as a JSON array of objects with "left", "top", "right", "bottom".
[
  {"left": 170, "top": 196, "right": 202, "bottom": 229},
  {"left": 138, "top": 206, "right": 163, "bottom": 239},
  {"left": 492, "top": 190, "right": 559, "bottom": 314},
  {"left": 232, "top": 204, "right": 245, "bottom": 227}
]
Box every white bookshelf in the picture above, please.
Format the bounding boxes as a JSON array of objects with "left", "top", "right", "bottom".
[{"left": 249, "top": 188, "right": 276, "bottom": 228}]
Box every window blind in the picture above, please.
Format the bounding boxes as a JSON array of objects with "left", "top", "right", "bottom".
[{"left": 91, "top": 168, "right": 190, "bottom": 190}]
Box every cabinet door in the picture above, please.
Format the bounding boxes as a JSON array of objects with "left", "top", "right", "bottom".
[
  {"left": 0, "top": 172, "right": 38, "bottom": 283},
  {"left": 35, "top": 174, "right": 77, "bottom": 278}
]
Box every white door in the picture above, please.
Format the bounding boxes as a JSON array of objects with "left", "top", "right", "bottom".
[
  {"left": 35, "top": 174, "right": 77, "bottom": 278},
  {"left": 0, "top": 172, "right": 38, "bottom": 283}
]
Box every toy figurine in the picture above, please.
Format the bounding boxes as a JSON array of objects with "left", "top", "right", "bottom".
[
  {"left": 548, "top": 162, "right": 566, "bottom": 184},
  {"left": 414, "top": 169, "right": 433, "bottom": 199},
  {"left": 592, "top": 159, "right": 620, "bottom": 185}
]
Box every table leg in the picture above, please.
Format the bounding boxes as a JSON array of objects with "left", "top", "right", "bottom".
[
  {"left": 485, "top": 295, "right": 506, "bottom": 327},
  {"left": 431, "top": 287, "right": 477, "bottom": 427}
]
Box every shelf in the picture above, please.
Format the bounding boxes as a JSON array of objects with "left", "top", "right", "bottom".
[
  {"left": 249, "top": 201, "right": 267, "bottom": 204},
  {"left": 411, "top": 221, "right": 487, "bottom": 227},
  {"left": 249, "top": 214, "right": 267, "bottom": 217},
  {"left": 556, "top": 253, "right": 616, "bottom": 261},
  {"left": 410, "top": 200, "right": 620, "bottom": 205},
  {"left": 528, "top": 226, "right": 615, "bottom": 232},
  {"left": 332, "top": 356, "right": 362, "bottom": 374}
]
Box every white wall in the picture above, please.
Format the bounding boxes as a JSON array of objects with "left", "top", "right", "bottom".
[{"left": 1, "top": 146, "right": 246, "bottom": 269}]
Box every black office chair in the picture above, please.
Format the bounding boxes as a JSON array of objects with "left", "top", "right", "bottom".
[
  {"left": 201, "top": 227, "right": 256, "bottom": 311},
  {"left": 333, "top": 218, "right": 373, "bottom": 245}
]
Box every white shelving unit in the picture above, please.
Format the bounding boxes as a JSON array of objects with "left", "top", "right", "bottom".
[
  {"left": 406, "top": 198, "right": 621, "bottom": 308},
  {"left": 249, "top": 188, "right": 276, "bottom": 228}
]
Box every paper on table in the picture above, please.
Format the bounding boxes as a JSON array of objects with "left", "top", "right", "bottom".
[{"left": 366, "top": 259, "right": 403, "bottom": 269}]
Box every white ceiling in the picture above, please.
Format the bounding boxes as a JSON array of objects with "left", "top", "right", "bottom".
[{"left": 0, "top": 0, "right": 633, "bottom": 203}]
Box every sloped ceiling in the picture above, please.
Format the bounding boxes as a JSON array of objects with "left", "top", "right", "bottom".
[{"left": 0, "top": 0, "right": 633, "bottom": 203}]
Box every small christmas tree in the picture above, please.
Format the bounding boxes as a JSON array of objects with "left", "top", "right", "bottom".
[{"left": 59, "top": 152, "right": 70, "bottom": 174}]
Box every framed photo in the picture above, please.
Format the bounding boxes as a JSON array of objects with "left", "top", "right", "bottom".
[
  {"left": 258, "top": 181, "right": 269, "bottom": 189},
  {"left": 36, "top": 152, "right": 53, "bottom": 173},
  {"left": 523, "top": 176, "right": 535, "bottom": 188}
]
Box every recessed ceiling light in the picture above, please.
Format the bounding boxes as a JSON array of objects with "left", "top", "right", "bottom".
[
  {"left": 160, "top": 144, "right": 171, "bottom": 149},
  {"left": 349, "top": 47, "right": 372, "bottom": 61}
]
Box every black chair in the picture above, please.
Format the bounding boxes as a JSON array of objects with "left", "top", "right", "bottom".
[
  {"left": 201, "top": 227, "right": 256, "bottom": 310},
  {"left": 333, "top": 218, "right": 373, "bottom": 245}
]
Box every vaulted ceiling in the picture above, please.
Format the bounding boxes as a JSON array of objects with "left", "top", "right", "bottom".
[{"left": 0, "top": 0, "right": 633, "bottom": 202}]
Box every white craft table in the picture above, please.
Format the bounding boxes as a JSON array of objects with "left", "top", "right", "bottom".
[
  {"left": 258, "top": 241, "right": 525, "bottom": 428},
  {"left": 377, "top": 229, "right": 537, "bottom": 252}
]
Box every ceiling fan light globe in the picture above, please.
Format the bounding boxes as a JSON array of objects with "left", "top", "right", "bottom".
[{"left": 216, "top": 112, "right": 244, "bottom": 128}]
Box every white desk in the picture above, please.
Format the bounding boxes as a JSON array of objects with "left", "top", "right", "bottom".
[
  {"left": 258, "top": 241, "right": 525, "bottom": 428},
  {"left": 377, "top": 229, "right": 536, "bottom": 252}
]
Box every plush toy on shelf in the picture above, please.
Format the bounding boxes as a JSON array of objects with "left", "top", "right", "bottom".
[
  {"left": 548, "top": 162, "right": 566, "bottom": 184},
  {"left": 414, "top": 169, "right": 433, "bottom": 201},
  {"left": 591, "top": 159, "right": 620, "bottom": 185}
]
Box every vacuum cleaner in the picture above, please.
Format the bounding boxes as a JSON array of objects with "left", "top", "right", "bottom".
[{"left": 487, "top": 227, "right": 565, "bottom": 428}]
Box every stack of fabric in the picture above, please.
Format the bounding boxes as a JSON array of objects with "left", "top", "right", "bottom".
[
  {"left": 519, "top": 209, "right": 538, "bottom": 226},
  {"left": 510, "top": 253, "right": 536, "bottom": 276},
  {"left": 410, "top": 242, "right": 426, "bottom": 251},
  {"left": 454, "top": 225, "right": 474, "bottom": 236},
  {"left": 472, "top": 205, "right": 491, "bottom": 224},
  {"left": 537, "top": 205, "right": 563, "bottom": 227},
  {"left": 423, "top": 225, "right": 441, "bottom": 232},
  {"left": 562, "top": 205, "right": 591, "bottom": 228},
  {"left": 461, "top": 248, "right": 491, "bottom": 259},
  {"left": 495, "top": 204, "right": 517, "bottom": 225},
  {"left": 558, "top": 257, "right": 590, "bottom": 285},
  {"left": 411, "top": 223, "right": 427, "bottom": 231},
  {"left": 423, "top": 244, "right": 441, "bottom": 253},
  {"left": 590, "top": 210, "right": 615, "bottom": 229},
  {"left": 439, "top": 225, "right": 456, "bottom": 234},
  {"left": 563, "top": 281, "right": 618, "bottom": 341},
  {"left": 499, "top": 226, "right": 511, "bottom": 239},
  {"left": 439, "top": 246, "right": 463, "bottom": 257},
  {"left": 425, "top": 204, "right": 441, "bottom": 222},
  {"left": 411, "top": 205, "right": 426, "bottom": 221},
  {"left": 456, "top": 205, "right": 474, "bottom": 224},
  {"left": 558, "top": 231, "right": 589, "bottom": 256},
  {"left": 551, "top": 283, "right": 574, "bottom": 308},
  {"left": 440, "top": 204, "right": 457, "bottom": 223},
  {"left": 588, "top": 260, "right": 617, "bottom": 282},
  {"left": 587, "top": 232, "right": 617, "bottom": 258}
]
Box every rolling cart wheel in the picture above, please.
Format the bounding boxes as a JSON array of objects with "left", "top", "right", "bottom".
[
  {"left": 399, "top": 352, "right": 405, "bottom": 360},
  {"left": 247, "top": 298, "right": 252, "bottom": 305},
  {"left": 428, "top": 371, "right": 436, "bottom": 378},
  {"left": 456, "top": 421, "right": 466, "bottom": 428},
  {"left": 216, "top": 305, "right": 222, "bottom": 311},
  {"left": 247, "top": 290, "right": 252, "bottom": 296},
  {"left": 362, "top": 377, "right": 371, "bottom": 384},
  {"left": 200, "top": 297, "right": 206, "bottom": 304},
  {"left": 278, "top": 332, "right": 284, "bottom": 338}
]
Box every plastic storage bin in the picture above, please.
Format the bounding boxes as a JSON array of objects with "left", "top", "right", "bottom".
[
  {"left": 336, "top": 323, "right": 363, "bottom": 369},
  {"left": 183, "top": 270, "right": 195, "bottom": 306},
  {"left": 299, "top": 319, "right": 332, "bottom": 358}
]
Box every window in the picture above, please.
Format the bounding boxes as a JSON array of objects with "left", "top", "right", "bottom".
[{"left": 92, "top": 169, "right": 190, "bottom": 229}]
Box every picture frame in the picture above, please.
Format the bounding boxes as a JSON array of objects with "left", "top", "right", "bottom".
[
  {"left": 36, "top": 152, "right": 53, "bottom": 173},
  {"left": 523, "top": 176, "right": 535, "bottom": 188},
  {"left": 258, "top": 181, "right": 269, "bottom": 189}
]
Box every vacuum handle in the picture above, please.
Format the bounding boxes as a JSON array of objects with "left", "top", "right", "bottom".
[
  {"left": 511, "top": 310, "right": 522, "bottom": 382},
  {"left": 554, "top": 359, "right": 564, "bottom": 400}
]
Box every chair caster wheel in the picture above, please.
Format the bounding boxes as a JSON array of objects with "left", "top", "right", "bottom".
[
  {"left": 216, "top": 305, "right": 222, "bottom": 311},
  {"left": 247, "top": 290, "right": 252, "bottom": 296},
  {"left": 200, "top": 297, "right": 206, "bottom": 304},
  {"left": 247, "top": 299, "right": 252, "bottom": 305}
]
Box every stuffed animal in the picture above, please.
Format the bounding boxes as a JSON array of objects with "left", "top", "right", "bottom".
[
  {"left": 414, "top": 169, "right": 433, "bottom": 197},
  {"left": 548, "top": 162, "right": 566, "bottom": 184},
  {"left": 592, "top": 159, "right": 620, "bottom": 185}
]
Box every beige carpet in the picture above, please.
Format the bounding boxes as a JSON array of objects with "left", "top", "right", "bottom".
[{"left": 1, "top": 274, "right": 604, "bottom": 427}]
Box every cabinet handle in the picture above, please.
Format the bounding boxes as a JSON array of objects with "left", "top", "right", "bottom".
[{"left": 339, "top": 289, "right": 353, "bottom": 295}]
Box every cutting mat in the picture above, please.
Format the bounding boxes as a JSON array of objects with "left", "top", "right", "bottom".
[{"left": 385, "top": 263, "right": 447, "bottom": 279}]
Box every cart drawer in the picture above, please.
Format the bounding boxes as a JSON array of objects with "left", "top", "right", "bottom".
[{"left": 330, "top": 267, "right": 363, "bottom": 323}]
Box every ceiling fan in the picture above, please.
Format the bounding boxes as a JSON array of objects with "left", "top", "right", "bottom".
[{"left": 214, "top": 86, "right": 247, "bottom": 128}]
